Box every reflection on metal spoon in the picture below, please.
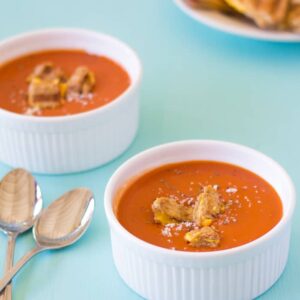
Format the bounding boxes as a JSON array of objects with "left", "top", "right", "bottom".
[
  {"left": 0, "top": 188, "right": 94, "bottom": 292},
  {"left": 0, "top": 169, "right": 42, "bottom": 300}
]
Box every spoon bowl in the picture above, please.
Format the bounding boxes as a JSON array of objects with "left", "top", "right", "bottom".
[
  {"left": 34, "top": 188, "right": 94, "bottom": 248},
  {"left": 0, "top": 169, "right": 42, "bottom": 233}
]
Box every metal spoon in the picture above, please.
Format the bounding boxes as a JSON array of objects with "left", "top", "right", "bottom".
[
  {"left": 0, "top": 169, "right": 42, "bottom": 300},
  {"left": 0, "top": 187, "right": 94, "bottom": 292}
]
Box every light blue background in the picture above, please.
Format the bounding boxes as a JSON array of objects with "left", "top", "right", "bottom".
[{"left": 0, "top": 0, "right": 299, "bottom": 299}]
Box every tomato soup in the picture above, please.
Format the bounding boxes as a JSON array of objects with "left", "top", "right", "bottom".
[
  {"left": 116, "top": 161, "right": 283, "bottom": 252},
  {"left": 0, "top": 50, "right": 130, "bottom": 117}
]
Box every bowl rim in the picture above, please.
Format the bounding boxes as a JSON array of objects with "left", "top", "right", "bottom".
[
  {"left": 0, "top": 27, "right": 142, "bottom": 123},
  {"left": 104, "top": 139, "right": 296, "bottom": 258}
]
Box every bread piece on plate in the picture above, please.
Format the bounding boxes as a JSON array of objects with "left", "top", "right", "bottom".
[
  {"left": 186, "top": 0, "right": 236, "bottom": 13},
  {"left": 225, "top": 0, "right": 290, "bottom": 28},
  {"left": 287, "top": 4, "right": 300, "bottom": 31}
]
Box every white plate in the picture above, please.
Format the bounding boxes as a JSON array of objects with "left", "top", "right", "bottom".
[{"left": 174, "top": 0, "right": 300, "bottom": 42}]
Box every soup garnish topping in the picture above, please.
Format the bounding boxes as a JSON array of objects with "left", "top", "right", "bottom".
[
  {"left": 27, "top": 62, "right": 95, "bottom": 109},
  {"left": 152, "top": 185, "right": 225, "bottom": 248}
]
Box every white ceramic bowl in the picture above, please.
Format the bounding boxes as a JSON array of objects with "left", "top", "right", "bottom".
[
  {"left": 104, "top": 140, "right": 296, "bottom": 300},
  {"left": 0, "top": 28, "right": 142, "bottom": 174}
]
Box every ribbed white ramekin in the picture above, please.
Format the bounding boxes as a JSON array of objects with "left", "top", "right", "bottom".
[
  {"left": 0, "top": 28, "right": 142, "bottom": 174},
  {"left": 104, "top": 140, "right": 296, "bottom": 300}
]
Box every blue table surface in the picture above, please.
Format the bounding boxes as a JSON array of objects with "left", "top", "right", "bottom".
[{"left": 0, "top": 1, "right": 300, "bottom": 299}]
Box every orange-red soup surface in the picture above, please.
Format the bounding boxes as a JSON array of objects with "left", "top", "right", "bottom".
[
  {"left": 0, "top": 50, "right": 130, "bottom": 116},
  {"left": 116, "top": 161, "right": 283, "bottom": 252}
]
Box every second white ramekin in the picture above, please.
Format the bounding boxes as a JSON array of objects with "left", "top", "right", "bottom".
[
  {"left": 0, "top": 28, "right": 142, "bottom": 174},
  {"left": 104, "top": 140, "right": 296, "bottom": 300}
]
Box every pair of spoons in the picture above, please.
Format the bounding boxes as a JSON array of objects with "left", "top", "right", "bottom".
[{"left": 0, "top": 169, "right": 94, "bottom": 297}]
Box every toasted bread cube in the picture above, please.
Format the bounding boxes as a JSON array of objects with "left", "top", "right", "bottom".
[
  {"left": 27, "top": 62, "right": 66, "bottom": 109},
  {"left": 67, "top": 66, "right": 95, "bottom": 99},
  {"left": 152, "top": 197, "right": 193, "bottom": 224},
  {"left": 201, "top": 218, "right": 213, "bottom": 227},
  {"left": 28, "top": 62, "right": 65, "bottom": 82},
  {"left": 153, "top": 211, "right": 177, "bottom": 225},
  {"left": 184, "top": 226, "right": 220, "bottom": 248},
  {"left": 193, "top": 185, "right": 223, "bottom": 226},
  {"left": 28, "top": 78, "right": 63, "bottom": 109}
]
